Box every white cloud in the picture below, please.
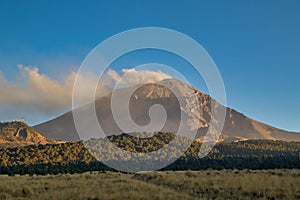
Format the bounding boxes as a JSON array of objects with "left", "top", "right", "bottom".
[
  {"left": 108, "top": 68, "right": 172, "bottom": 88},
  {"left": 0, "top": 66, "right": 171, "bottom": 124}
]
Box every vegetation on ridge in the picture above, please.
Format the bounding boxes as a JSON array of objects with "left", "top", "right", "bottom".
[{"left": 0, "top": 132, "right": 298, "bottom": 175}]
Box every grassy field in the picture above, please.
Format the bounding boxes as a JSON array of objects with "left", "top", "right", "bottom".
[{"left": 0, "top": 170, "right": 299, "bottom": 200}]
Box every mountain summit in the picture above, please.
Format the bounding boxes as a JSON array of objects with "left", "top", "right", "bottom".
[{"left": 35, "top": 79, "right": 300, "bottom": 142}]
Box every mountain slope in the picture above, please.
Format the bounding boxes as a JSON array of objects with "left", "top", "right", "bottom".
[
  {"left": 0, "top": 121, "right": 57, "bottom": 148},
  {"left": 34, "top": 79, "right": 300, "bottom": 142}
]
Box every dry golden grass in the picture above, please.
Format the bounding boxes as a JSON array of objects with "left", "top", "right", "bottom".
[{"left": 0, "top": 170, "right": 299, "bottom": 200}]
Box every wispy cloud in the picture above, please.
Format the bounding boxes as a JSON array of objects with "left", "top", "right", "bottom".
[
  {"left": 105, "top": 68, "right": 172, "bottom": 88},
  {"left": 0, "top": 66, "right": 171, "bottom": 124}
]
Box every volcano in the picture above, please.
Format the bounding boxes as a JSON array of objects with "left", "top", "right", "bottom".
[{"left": 34, "top": 79, "right": 300, "bottom": 142}]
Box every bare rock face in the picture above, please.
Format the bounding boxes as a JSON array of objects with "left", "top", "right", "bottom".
[
  {"left": 35, "top": 79, "right": 300, "bottom": 142},
  {"left": 0, "top": 121, "right": 57, "bottom": 148}
]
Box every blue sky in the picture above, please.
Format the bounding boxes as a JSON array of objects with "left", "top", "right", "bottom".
[{"left": 0, "top": 0, "right": 300, "bottom": 131}]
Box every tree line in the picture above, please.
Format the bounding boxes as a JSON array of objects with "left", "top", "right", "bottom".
[{"left": 0, "top": 132, "right": 299, "bottom": 175}]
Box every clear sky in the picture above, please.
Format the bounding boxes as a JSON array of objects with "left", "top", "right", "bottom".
[{"left": 0, "top": 0, "right": 299, "bottom": 132}]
